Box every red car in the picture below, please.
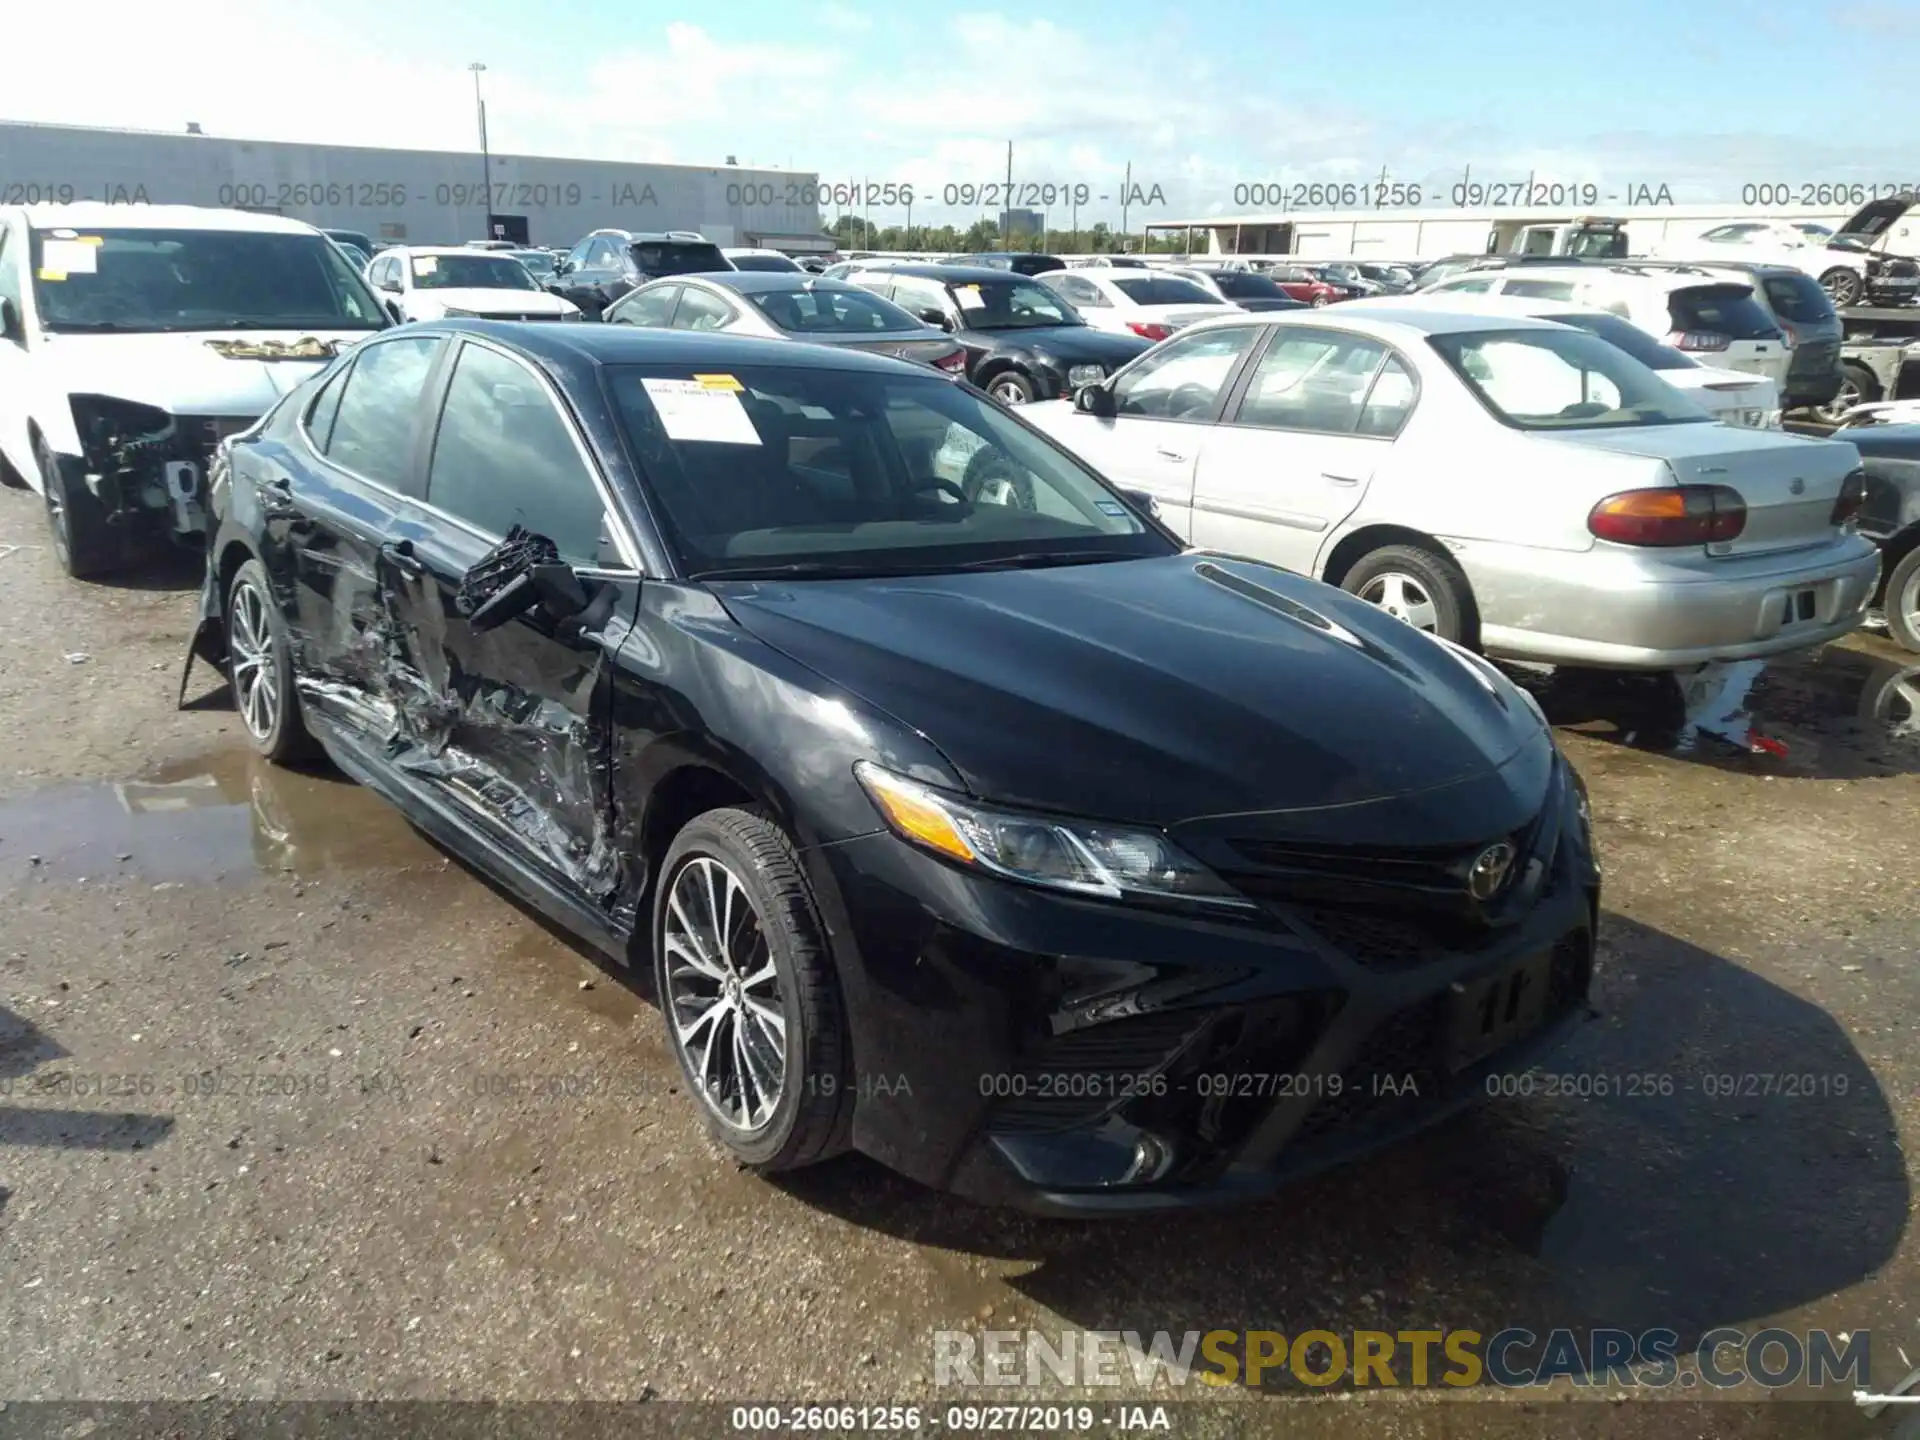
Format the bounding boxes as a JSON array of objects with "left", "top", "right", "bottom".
[{"left": 1264, "top": 263, "right": 1361, "bottom": 307}]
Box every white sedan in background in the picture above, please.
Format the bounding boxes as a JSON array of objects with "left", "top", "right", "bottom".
[
  {"left": 1017, "top": 308, "right": 1878, "bottom": 670},
  {"left": 1345, "top": 292, "right": 1782, "bottom": 428},
  {"left": 1038, "top": 267, "right": 1239, "bottom": 342},
  {"left": 363, "top": 246, "right": 581, "bottom": 323}
]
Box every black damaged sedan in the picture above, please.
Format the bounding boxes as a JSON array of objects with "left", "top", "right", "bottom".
[{"left": 183, "top": 321, "right": 1599, "bottom": 1212}]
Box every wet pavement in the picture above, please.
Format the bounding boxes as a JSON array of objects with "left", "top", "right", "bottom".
[{"left": 0, "top": 488, "right": 1916, "bottom": 1437}]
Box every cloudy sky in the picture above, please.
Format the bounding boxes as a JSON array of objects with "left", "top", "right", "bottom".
[{"left": 7, "top": 0, "right": 1920, "bottom": 225}]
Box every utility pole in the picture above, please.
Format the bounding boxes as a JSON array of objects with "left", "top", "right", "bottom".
[
  {"left": 1121, "top": 161, "right": 1132, "bottom": 253},
  {"left": 1070, "top": 193, "right": 1078, "bottom": 254},
  {"left": 905, "top": 196, "right": 913, "bottom": 251},
  {"left": 469, "top": 63, "right": 492, "bottom": 239},
  {"left": 1002, "top": 141, "right": 1012, "bottom": 250},
  {"left": 863, "top": 176, "right": 872, "bottom": 251}
]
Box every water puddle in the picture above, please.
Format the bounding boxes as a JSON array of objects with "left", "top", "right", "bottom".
[
  {"left": 0, "top": 745, "right": 433, "bottom": 888},
  {"left": 1518, "top": 642, "right": 1920, "bottom": 777}
]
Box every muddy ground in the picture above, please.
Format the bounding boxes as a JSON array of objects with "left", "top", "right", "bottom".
[{"left": 0, "top": 485, "right": 1915, "bottom": 1438}]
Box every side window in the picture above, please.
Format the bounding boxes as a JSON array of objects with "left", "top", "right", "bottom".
[
  {"left": 1503, "top": 279, "right": 1578, "bottom": 300},
  {"left": 321, "top": 335, "right": 441, "bottom": 492},
  {"left": 1355, "top": 356, "right": 1417, "bottom": 438},
  {"left": 1055, "top": 276, "right": 1106, "bottom": 308},
  {"left": 1111, "top": 325, "right": 1261, "bottom": 421},
  {"left": 1442, "top": 277, "right": 1495, "bottom": 294},
  {"left": 304, "top": 363, "right": 350, "bottom": 450},
  {"left": 1233, "top": 329, "right": 1388, "bottom": 435},
  {"left": 0, "top": 224, "right": 21, "bottom": 333},
  {"left": 609, "top": 284, "right": 680, "bottom": 327},
  {"left": 671, "top": 286, "right": 735, "bottom": 331},
  {"left": 426, "top": 343, "right": 610, "bottom": 566},
  {"left": 888, "top": 277, "right": 951, "bottom": 323}
]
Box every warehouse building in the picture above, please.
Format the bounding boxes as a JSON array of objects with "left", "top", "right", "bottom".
[{"left": 0, "top": 120, "right": 831, "bottom": 253}]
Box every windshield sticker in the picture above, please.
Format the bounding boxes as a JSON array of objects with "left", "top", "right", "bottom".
[
  {"left": 41, "top": 240, "right": 98, "bottom": 275},
  {"left": 205, "top": 337, "right": 343, "bottom": 361},
  {"left": 641, "top": 378, "right": 764, "bottom": 446},
  {"left": 413, "top": 256, "right": 438, "bottom": 275},
  {"left": 77, "top": 235, "right": 104, "bottom": 246},
  {"left": 37, "top": 270, "right": 67, "bottom": 283},
  {"left": 955, "top": 285, "right": 985, "bottom": 310},
  {"left": 693, "top": 373, "right": 744, "bottom": 392},
  {"left": 1096, "top": 499, "right": 1129, "bottom": 517}
]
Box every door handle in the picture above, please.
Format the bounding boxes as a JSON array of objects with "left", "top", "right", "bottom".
[
  {"left": 1156, "top": 447, "right": 1188, "bottom": 462},
  {"left": 1323, "top": 473, "right": 1361, "bottom": 486},
  {"left": 380, "top": 539, "right": 426, "bottom": 577}
]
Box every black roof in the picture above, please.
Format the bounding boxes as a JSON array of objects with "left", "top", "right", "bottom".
[
  {"left": 850, "top": 263, "right": 1036, "bottom": 284},
  {"left": 682, "top": 270, "right": 866, "bottom": 296},
  {"left": 418, "top": 318, "right": 926, "bottom": 377}
]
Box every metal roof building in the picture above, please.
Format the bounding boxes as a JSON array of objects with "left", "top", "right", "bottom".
[{"left": 0, "top": 119, "right": 831, "bottom": 252}]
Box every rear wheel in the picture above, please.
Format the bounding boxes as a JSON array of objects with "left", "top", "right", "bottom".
[
  {"left": 1816, "top": 360, "right": 1884, "bottom": 424},
  {"left": 653, "top": 808, "right": 852, "bottom": 1172},
  {"left": 1884, "top": 546, "right": 1920, "bottom": 653},
  {"left": 1820, "top": 267, "right": 1865, "bottom": 308},
  {"left": 37, "top": 438, "right": 117, "bottom": 579},
  {"left": 1341, "top": 543, "right": 1478, "bottom": 647},
  {"left": 226, "top": 558, "right": 316, "bottom": 763}
]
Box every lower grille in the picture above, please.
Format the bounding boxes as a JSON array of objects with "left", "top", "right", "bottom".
[{"left": 987, "top": 1009, "right": 1209, "bottom": 1134}]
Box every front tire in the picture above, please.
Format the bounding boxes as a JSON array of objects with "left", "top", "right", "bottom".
[
  {"left": 1884, "top": 546, "right": 1920, "bottom": 653},
  {"left": 37, "top": 438, "right": 117, "bottom": 579},
  {"left": 985, "top": 371, "right": 1036, "bottom": 406},
  {"left": 226, "top": 558, "right": 315, "bottom": 763},
  {"left": 1820, "top": 267, "right": 1865, "bottom": 308},
  {"left": 1819, "top": 360, "right": 1883, "bottom": 424},
  {"left": 653, "top": 808, "right": 852, "bottom": 1172},
  {"left": 1341, "top": 543, "right": 1478, "bottom": 647}
]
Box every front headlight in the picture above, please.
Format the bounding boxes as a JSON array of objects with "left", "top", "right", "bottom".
[
  {"left": 1066, "top": 364, "right": 1106, "bottom": 387},
  {"left": 855, "top": 762, "right": 1254, "bottom": 912}
]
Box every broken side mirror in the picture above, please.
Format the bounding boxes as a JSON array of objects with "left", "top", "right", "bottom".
[
  {"left": 1075, "top": 380, "right": 1116, "bottom": 418},
  {"left": 467, "top": 562, "right": 589, "bottom": 633}
]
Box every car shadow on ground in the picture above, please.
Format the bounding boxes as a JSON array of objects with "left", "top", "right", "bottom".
[
  {"left": 1515, "top": 644, "right": 1920, "bottom": 780},
  {"left": 0, "top": 1005, "right": 176, "bottom": 1156},
  {"left": 773, "top": 914, "right": 1909, "bottom": 1382}
]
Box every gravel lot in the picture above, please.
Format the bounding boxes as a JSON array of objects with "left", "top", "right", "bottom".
[{"left": 0, "top": 483, "right": 1915, "bottom": 1438}]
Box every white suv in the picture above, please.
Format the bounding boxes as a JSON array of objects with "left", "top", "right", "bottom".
[
  {"left": 1420, "top": 263, "right": 1793, "bottom": 391},
  {"left": 1653, "top": 209, "right": 1920, "bottom": 309},
  {"left": 0, "top": 204, "right": 392, "bottom": 578}
]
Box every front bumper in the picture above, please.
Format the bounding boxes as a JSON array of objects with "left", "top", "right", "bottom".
[
  {"left": 1465, "top": 535, "right": 1882, "bottom": 670},
  {"left": 800, "top": 778, "right": 1599, "bottom": 1213}
]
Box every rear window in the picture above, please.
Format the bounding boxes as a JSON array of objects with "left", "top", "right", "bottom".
[
  {"left": 1668, "top": 285, "right": 1780, "bottom": 339},
  {"left": 1213, "top": 272, "right": 1286, "bottom": 299},
  {"left": 1759, "top": 273, "right": 1836, "bottom": 325},
  {"left": 748, "top": 285, "right": 923, "bottom": 334},
  {"left": 633, "top": 242, "right": 730, "bottom": 276},
  {"left": 1111, "top": 277, "right": 1217, "bottom": 306}
]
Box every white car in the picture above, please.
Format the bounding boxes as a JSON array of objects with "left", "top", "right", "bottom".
[
  {"left": 364, "top": 246, "right": 581, "bottom": 323},
  {"left": 1420, "top": 264, "right": 1794, "bottom": 391},
  {"left": 1038, "top": 267, "right": 1240, "bottom": 341},
  {"left": 1018, "top": 309, "right": 1878, "bottom": 670},
  {"left": 1345, "top": 292, "right": 1782, "bottom": 428},
  {"left": 0, "top": 203, "right": 392, "bottom": 577},
  {"left": 1653, "top": 202, "right": 1920, "bottom": 309}
]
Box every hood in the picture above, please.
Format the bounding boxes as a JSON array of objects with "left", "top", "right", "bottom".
[
  {"left": 37, "top": 328, "right": 371, "bottom": 414},
  {"left": 966, "top": 324, "right": 1150, "bottom": 365},
  {"left": 711, "top": 553, "right": 1549, "bottom": 828},
  {"left": 1836, "top": 196, "right": 1914, "bottom": 240},
  {"left": 412, "top": 288, "right": 576, "bottom": 316}
]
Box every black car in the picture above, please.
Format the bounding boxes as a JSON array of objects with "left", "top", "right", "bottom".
[
  {"left": 1199, "top": 270, "right": 1309, "bottom": 312},
  {"left": 1836, "top": 422, "right": 1920, "bottom": 651},
  {"left": 946, "top": 252, "right": 1066, "bottom": 276},
  {"left": 549, "top": 230, "right": 735, "bottom": 318},
  {"left": 846, "top": 264, "right": 1150, "bottom": 405},
  {"left": 182, "top": 322, "right": 1598, "bottom": 1212}
]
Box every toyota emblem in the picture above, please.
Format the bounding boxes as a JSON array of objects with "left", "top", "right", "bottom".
[{"left": 1467, "top": 843, "right": 1516, "bottom": 901}]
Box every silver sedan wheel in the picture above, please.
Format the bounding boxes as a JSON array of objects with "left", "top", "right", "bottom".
[
  {"left": 228, "top": 579, "right": 281, "bottom": 743},
  {"left": 1892, "top": 558, "right": 1920, "bottom": 640},
  {"left": 663, "top": 856, "right": 788, "bottom": 1133},
  {"left": 988, "top": 377, "right": 1029, "bottom": 406},
  {"left": 1358, "top": 571, "right": 1439, "bottom": 631}
]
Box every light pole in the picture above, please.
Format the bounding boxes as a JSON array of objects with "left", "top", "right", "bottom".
[{"left": 469, "top": 62, "right": 493, "bottom": 239}]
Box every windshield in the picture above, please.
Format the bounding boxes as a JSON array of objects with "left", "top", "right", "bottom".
[
  {"left": 412, "top": 254, "right": 539, "bottom": 291},
  {"left": 1539, "top": 311, "right": 1695, "bottom": 371},
  {"left": 950, "top": 278, "right": 1079, "bottom": 329},
  {"left": 29, "top": 227, "right": 387, "bottom": 333},
  {"left": 1111, "top": 276, "right": 1217, "bottom": 306},
  {"left": 1429, "top": 327, "right": 1712, "bottom": 430},
  {"left": 748, "top": 284, "right": 925, "bottom": 334},
  {"left": 607, "top": 364, "right": 1169, "bottom": 578},
  {"left": 1212, "top": 272, "right": 1286, "bottom": 299},
  {"left": 634, "top": 241, "right": 730, "bottom": 274}
]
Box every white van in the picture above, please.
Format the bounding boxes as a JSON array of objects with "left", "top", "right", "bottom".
[{"left": 0, "top": 204, "right": 392, "bottom": 577}]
